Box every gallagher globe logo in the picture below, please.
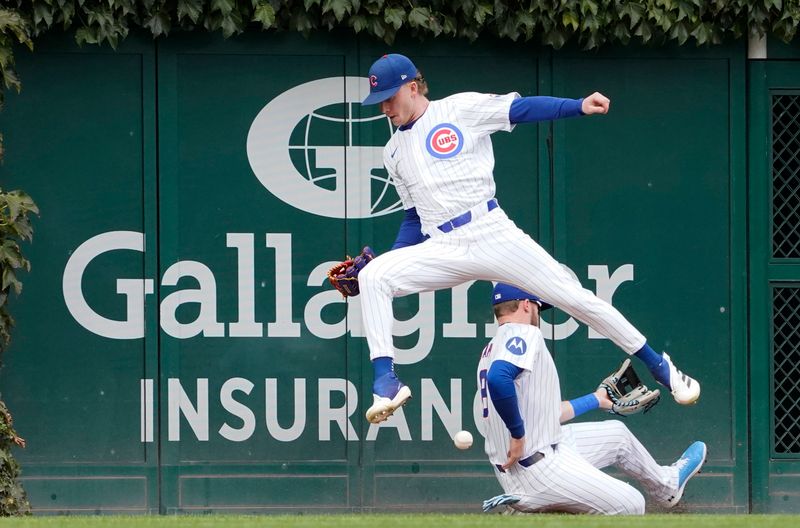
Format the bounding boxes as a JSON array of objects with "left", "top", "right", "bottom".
[
  {"left": 426, "top": 123, "right": 463, "bottom": 159},
  {"left": 246, "top": 77, "right": 402, "bottom": 219}
]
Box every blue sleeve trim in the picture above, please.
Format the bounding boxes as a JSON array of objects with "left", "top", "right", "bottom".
[
  {"left": 568, "top": 393, "right": 600, "bottom": 418},
  {"left": 487, "top": 360, "right": 525, "bottom": 439},
  {"left": 509, "top": 96, "right": 584, "bottom": 124},
  {"left": 391, "top": 207, "right": 429, "bottom": 250}
]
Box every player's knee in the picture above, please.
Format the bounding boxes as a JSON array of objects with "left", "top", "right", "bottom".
[
  {"left": 359, "top": 260, "right": 384, "bottom": 288},
  {"left": 625, "top": 491, "right": 646, "bottom": 515},
  {"left": 607, "top": 488, "right": 645, "bottom": 515},
  {"left": 606, "top": 419, "right": 632, "bottom": 439}
]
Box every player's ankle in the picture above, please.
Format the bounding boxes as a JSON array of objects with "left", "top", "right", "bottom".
[
  {"left": 372, "top": 357, "right": 394, "bottom": 382},
  {"left": 633, "top": 343, "right": 670, "bottom": 386}
]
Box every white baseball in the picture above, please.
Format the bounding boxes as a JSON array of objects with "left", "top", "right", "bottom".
[{"left": 453, "top": 430, "right": 473, "bottom": 450}]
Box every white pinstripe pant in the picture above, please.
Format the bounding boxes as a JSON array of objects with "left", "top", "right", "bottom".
[
  {"left": 359, "top": 207, "right": 647, "bottom": 360},
  {"left": 497, "top": 421, "right": 678, "bottom": 515}
]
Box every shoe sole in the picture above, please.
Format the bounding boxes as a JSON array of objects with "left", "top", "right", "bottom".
[
  {"left": 365, "top": 386, "right": 412, "bottom": 424},
  {"left": 663, "top": 444, "right": 708, "bottom": 508}
]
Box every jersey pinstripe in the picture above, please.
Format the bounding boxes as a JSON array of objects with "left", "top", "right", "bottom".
[
  {"left": 361, "top": 91, "right": 647, "bottom": 362},
  {"left": 476, "top": 332, "right": 681, "bottom": 515},
  {"left": 383, "top": 92, "right": 518, "bottom": 235},
  {"left": 477, "top": 323, "right": 562, "bottom": 466}
]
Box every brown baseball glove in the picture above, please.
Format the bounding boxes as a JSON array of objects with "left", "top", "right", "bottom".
[{"left": 327, "top": 246, "right": 376, "bottom": 297}]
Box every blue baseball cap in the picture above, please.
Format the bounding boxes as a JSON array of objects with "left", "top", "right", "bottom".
[
  {"left": 362, "top": 54, "right": 418, "bottom": 105},
  {"left": 492, "top": 283, "right": 552, "bottom": 311}
]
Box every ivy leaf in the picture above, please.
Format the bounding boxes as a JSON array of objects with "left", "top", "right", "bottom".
[
  {"left": 56, "top": 1, "right": 76, "bottom": 30},
  {"left": 290, "top": 9, "right": 314, "bottom": 33},
  {"left": 562, "top": 11, "right": 579, "bottom": 31},
  {"left": 2, "top": 267, "right": 20, "bottom": 296},
  {"left": 364, "top": 0, "right": 382, "bottom": 16},
  {"left": 369, "top": 15, "right": 386, "bottom": 38},
  {"left": 581, "top": 13, "right": 599, "bottom": 32},
  {"left": 8, "top": 216, "right": 32, "bottom": 242},
  {"left": 350, "top": 14, "right": 367, "bottom": 32},
  {"left": 177, "top": 0, "right": 203, "bottom": 24},
  {"left": 635, "top": 19, "right": 653, "bottom": 42},
  {"left": 0, "top": 241, "right": 23, "bottom": 270},
  {"left": 580, "top": 0, "right": 599, "bottom": 16},
  {"left": 676, "top": 0, "right": 694, "bottom": 22},
  {"left": 323, "top": 0, "right": 352, "bottom": 22},
  {"left": 542, "top": 28, "right": 567, "bottom": 49},
  {"left": 517, "top": 11, "right": 535, "bottom": 38},
  {"left": 1, "top": 64, "right": 20, "bottom": 93},
  {"left": 144, "top": 9, "right": 171, "bottom": 38},
  {"left": 621, "top": 2, "right": 645, "bottom": 27},
  {"left": 473, "top": 2, "right": 492, "bottom": 25},
  {"left": 75, "top": 26, "right": 99, "bottom": 46},
  {"left": 690, "top": 21, "right": 710, "bottom": 44},
  {"left": 1, "top": 194, "right": 20, "bottom": 223},
  {"left": 211, "top": 0, "right": 236, "bottom": 16},
  {"left": 8, "top": 191, "right": 39, "bottom": 216},
  {"left": 408, "top": 7, "right": 432, "bottom": 28},
  {"left": 220, "top": 10, "right": 245, "bottom": 37},
  {"left": 253, "top": 2, "right": 276, "bottom": 27},
  {"left": 613, "top": 21, "right": 631, "bottom": 43},
  {"left": 669, "top": 19, "right": 689, "bottom": 44},
  {"left": 32, "top": 3, "right": 54, "bottom": 27},
  {"left": 493, "top": 0, "right": 506, "bottom": 19},
  {"left": 384, "top": 7, "right": 405, "bottom": 30},
  {"left": 442, "top": 15, "right": 457, "bottom": 36}
]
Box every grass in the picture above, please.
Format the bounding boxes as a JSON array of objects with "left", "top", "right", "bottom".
[{"left": 1, "top": 514, "right": 798, "bottom": 528}]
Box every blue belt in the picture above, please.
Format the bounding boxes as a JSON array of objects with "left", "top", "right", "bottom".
[
  {"left": 495, "top": 444, "right": 557, "bottom": 473},
  {"left": 437, "top": 198, "right": 498, "bottom": 233}
]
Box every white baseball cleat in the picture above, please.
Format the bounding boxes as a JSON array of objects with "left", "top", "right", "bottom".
[
  {"left": 365, "top": 388, "right": 412, "bottom": 424},
  {"left": 662, "top": 352, "right": 701, "bottom": 405},
  {"left": 365, "top": 372, "right": 412, "bottom": 424}
]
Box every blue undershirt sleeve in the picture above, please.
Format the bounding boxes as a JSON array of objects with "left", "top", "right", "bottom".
[
  {"left": 391, "top": 207, "right": 429, "bottom": 250},
  {"left": 487, "top": 360, "right": 525, "bottom": 439},
  {"left": 509, "top": 96, "right": 584, "bottom": 124}
]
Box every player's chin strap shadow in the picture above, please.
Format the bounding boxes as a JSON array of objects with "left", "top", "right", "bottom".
[{"left": 482, "top": 493, "right": 521, "bottom": 513}]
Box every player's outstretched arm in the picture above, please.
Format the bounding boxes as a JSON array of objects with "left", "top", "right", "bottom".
[
  {"left": 581, "top": 92, "right": 610, "bottom": 115},
  {"left": 559, "top": 388, "right": 612, "bottom": 423}
]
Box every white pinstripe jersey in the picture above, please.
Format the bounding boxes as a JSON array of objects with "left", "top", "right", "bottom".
[
  {"left": 383, "top": 92, "right": 519, "bottom": 235},
  {"left": 477, "top": 322, "right": 562, "bottom": 466}
]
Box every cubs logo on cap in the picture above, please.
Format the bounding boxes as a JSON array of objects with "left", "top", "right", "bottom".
[
  {"left": 426, "top": 123, "right": 464, "bottom": 159},
  {"left": 362, "top": 54, "right": 418, "bottom": 105},
  {"left": 491, "top": 283, "right": 552, "bottom": 310}
]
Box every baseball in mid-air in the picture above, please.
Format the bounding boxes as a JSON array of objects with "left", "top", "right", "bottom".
[{"left": 453, "top": 430, "right": 473, "bottom": 450}]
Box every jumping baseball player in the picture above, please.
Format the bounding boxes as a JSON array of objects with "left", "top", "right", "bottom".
[
  {"left": 359, "top": 53, "right": 700, "bottom": 424},
  {"left": 479, "top": 283, "right": 706, "bottom": 514}
]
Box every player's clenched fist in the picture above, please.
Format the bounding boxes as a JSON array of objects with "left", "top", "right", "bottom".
[{"left": 582, "top": 92, "right": 610, "bottom": 115}]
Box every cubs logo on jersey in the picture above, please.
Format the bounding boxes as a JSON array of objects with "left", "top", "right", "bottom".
[
  {"left": 505, "top": 337, "right": 527, "bottom": 356},
  {"left": 425, "top": 123, "right": 464, "bottom": 159}
]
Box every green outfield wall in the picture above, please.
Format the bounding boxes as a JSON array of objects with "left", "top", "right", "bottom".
[{"left": 0, "top": 30, "right": 796, "bottom": 513}]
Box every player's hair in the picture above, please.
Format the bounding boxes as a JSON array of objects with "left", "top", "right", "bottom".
[
  {"left": 414, "top": 70, "right": 429, "bottom": 96},
  {"left": 494, "top": 298, "right": 541, "bottom": 319},
  {"left": 493, "top": 300, "right": 521, "bottom": 319}
]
